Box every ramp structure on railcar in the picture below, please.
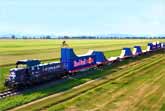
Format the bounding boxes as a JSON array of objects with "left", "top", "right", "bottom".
[
  {"left": 61, "top": 48, "right": 97, "bottom": 72},
  {"left": 120, "top": 48, "right": 133, "bottom": 59},
  {"left": 133, "top": 46, "right": 142, "bottom": 56}
]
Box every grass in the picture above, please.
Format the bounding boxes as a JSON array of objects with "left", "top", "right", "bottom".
[
  {"left": 0, "top": 39, "right": 165, "bottom": 66},
  {"left": 0, "top": 66, "right": 13, "bottom": 91},
  {"left": 45, "top": 52, "right": 165, "bottom": 111},
  {"left": 7, "top": 51, "right": 165, "bottom": 111},
  {"left": 0, "top": 39, "right": 164, "bottom": 110}
]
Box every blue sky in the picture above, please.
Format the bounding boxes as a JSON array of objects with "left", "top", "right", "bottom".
[{"left": 0, "top": 0, "right": 165, "bottom": 36}]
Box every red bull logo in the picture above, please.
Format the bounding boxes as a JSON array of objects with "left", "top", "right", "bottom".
[{"left": 74, "top": 57, "right": 94, "bottom": 67}]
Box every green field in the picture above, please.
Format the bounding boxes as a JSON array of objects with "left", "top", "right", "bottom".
[
  {"left": 9, "top": 50, "right": 165, "bottom": 111},
  {"left": 0, "top": 39, "right": 165, "bottom": 66},
  {"left": 0, "top": 39, "right": 164, "bottom": 111}
]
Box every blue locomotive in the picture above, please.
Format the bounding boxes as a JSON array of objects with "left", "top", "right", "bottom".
[
  {"left": 5, "top": 42, "right": 165, "bottom": 88},
  {"left": 5, "top": 60, "right": 67, "bottom": 87}
]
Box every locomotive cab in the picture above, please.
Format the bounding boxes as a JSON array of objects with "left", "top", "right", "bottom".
[{"left": 16, "top": 59, "right": 41, "bottom": 68}]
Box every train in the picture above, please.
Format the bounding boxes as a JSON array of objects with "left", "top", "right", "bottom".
[{"left": 5, "top": 41, "right": 165, "bottom": 88}]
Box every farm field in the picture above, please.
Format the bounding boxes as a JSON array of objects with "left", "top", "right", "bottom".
[
  {"left": 0, "top": 39, "right": 165, "bottom": 66},
  {"left": 9, "top": 50, "right": 165, "bottom": 111},
  {"left": 0, "top": 39, "right": 164, "bottom": 111}
]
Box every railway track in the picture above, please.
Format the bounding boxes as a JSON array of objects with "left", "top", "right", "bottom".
[
  {"left": 0, "top": 67, "right": 99, "bottom": 100},
  {"left": 0, "top": 89, "right": 20, "bottom": 99}
]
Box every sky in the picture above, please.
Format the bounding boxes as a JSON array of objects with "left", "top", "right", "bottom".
[{"left": 0, "top": 0, "right": 165, "bottom": 36}]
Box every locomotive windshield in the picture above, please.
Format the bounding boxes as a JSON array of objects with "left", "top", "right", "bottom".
[
  {"left": 16, "top": 63, "right": 27, "bottom": 68},
  {"left": 16, "top": 60, "right": 41, "bottom": 68}
]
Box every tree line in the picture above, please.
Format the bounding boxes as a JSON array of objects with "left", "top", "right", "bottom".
[{"left": 0, "top": 35, "right": 165, "bottom": 39}]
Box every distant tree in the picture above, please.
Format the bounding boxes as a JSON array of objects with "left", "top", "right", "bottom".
[
  {"left": 22, "top": 36, "right": 27, "bottom": 39},
  {"left": 46, "top": 35, "right": 51, "bottom": 39},
  {"left": 64, "top": 36, "right": 70, "bottom": 39},
  {"left": 11, "top": 35, "right": 16, "bottom": 39}
]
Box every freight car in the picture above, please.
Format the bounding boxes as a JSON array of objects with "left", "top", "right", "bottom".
[{"left": 5, "top": 42, "right": 165, "bottom": 88}]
